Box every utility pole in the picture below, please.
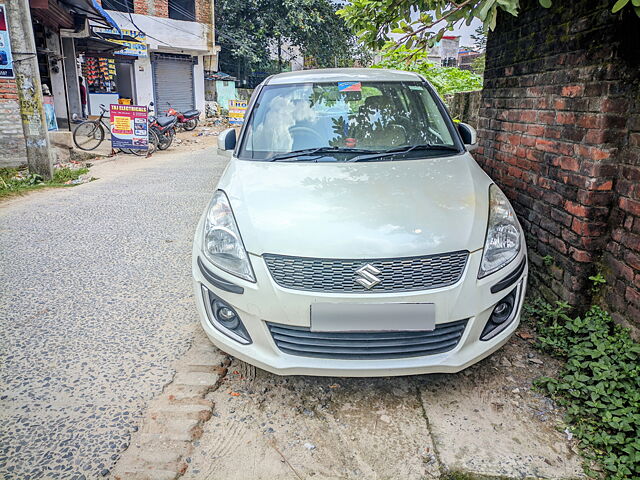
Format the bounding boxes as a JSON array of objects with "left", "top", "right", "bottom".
[{"left": 6, "top": 0, "right": 54, "bottom": 180}]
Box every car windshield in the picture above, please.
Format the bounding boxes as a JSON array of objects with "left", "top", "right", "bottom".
[{"left": 239, "top": 81, "right": 458, "bottom": 161}]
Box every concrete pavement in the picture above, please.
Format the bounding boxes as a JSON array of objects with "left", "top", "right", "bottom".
[{"left": 0, "top": 148, "right": 226, "bottom": 479}]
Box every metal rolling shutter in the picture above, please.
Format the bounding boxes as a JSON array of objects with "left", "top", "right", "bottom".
[{"left": 152, "top": 53, "right": 195, "bottom": 113}]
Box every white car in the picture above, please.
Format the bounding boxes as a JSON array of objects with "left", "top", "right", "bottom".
[{"left": 192, "top": 68, "right": 527, "bottom": 377}]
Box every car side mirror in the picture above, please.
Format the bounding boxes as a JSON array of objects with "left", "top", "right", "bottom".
[
  {"left": 457, "top": 123, "right": 477, "bottom": 151},
  {"left": 218, "top": 128, "right": 237, "bottom": 151}
]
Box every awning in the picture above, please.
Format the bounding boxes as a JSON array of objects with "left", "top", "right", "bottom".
[
  {"left": 59, "top": 0, "right": 121, "bottom": 31},
  {"left": 75, "top": 35, "right": 126, "bottom": 56}
]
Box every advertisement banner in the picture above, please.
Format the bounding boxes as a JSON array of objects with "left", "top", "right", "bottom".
[
  {"left": 110, "top": 104, "right": 148, "bottom": 149},
  {"left": 228, "top": 99, "right": 247, "bottom": 126},
  {"left": 0, "top": 4, "right": 15, "bottom": 78},
  {"left": 94, "top": 27, "right": 147, "bottom": 57}
]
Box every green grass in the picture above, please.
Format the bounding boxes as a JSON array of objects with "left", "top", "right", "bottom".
[{"left": 0, "top": 165, "right": 91, "bottom": 199}]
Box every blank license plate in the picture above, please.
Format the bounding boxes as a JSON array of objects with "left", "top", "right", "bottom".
[{"left": 311, "top": 303, "right": 435, "bottom": 332}]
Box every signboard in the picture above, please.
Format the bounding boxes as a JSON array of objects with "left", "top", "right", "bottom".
[
  {"left": 110, "top": 104, "right": 148, "bottom": 149},
  {"left": 94, "top": 27, "right": 147, "bottom": 57},
  {"left": 228, "top": 99, "right": 247, "bottom": 126},
  {"left": 0, "top": 4, "right": 14, "bottom": 78}
]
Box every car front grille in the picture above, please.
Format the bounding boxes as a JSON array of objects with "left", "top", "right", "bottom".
[
  {"left": 267, "top": 320, "right": 468, "bottom": 360},
  {"left": 262, "top": 251, "right": 469, "bottom": 293}
]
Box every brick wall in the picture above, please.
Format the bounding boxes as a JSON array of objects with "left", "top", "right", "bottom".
[
  {"left": 130, "top": 0, "right": 210, "bottom": 22},
  {"left": 0, "top": 78, "right": 27, "bottom": 167},
  {"left": 475, "top": 0, "right": 640, "bottom": 330}
]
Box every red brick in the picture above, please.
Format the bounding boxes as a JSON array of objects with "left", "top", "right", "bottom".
[
  {"left": 556, "top": 112, "right": 576, "bottom": 125},
  {"left": 570, "top": 248, "right": 593, "bottom": 262},
  {"left": 552, "top": 156, "right": 580, "bottom": 171},
  {"left": 561, "top": 85, "right": 584, "bottom": 97},
  {"left": 626, "top": 287, "right": 640, "bottom": 307},
  {"left": 574, "top": 144, "right": 615, "bottom": 161},
  {"left": 564, "top": 200, "right": 589, "bottom": 217},
  {"left": 620, "top": 197, "right": 640, "bottom": 216},
  {"left": 571, "top": 218, "right": 606, "bottom": 237}
]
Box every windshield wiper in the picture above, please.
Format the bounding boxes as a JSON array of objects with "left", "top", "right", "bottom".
[
  {"left": 347, "top": 144, "right": 460, "bottom": 163},
  {"left": 266, "top": 147, "right": 375, "bottom": 162}
]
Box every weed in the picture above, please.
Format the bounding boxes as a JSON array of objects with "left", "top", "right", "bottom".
[
  {"left": 542, "top": 255, "right": 554, "bottom": 267},
  {"left": 0, "top": 165, "right": 91, "bottom": 199},
  {"left": 528, "top": 299, "right": 640, "bottom": 479}
]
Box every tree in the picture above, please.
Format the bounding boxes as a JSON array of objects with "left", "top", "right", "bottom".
[
  {"left": 374, "top": 45, "right": 482, "bottom": 96},
  {"left": 215, "top": 0, "right": 369, "bottom": 81},
  {"left": 337, "top": 0, "right": 640, "bottom": 57},
  {"left": 470, "top": 25, "right": 486, "bottom": 52}
]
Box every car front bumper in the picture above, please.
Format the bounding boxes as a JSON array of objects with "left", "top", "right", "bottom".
[{"left": 192, "top": 246, "right": 528, "bottom": 377}]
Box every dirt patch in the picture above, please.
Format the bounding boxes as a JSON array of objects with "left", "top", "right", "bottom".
[{"left": 182, "top": 327, "right": 585, "bottom": 479}]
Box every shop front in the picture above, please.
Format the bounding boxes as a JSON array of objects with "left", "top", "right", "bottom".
[{"left": 77, "top": 28, "right": 146, "bottom": 116}]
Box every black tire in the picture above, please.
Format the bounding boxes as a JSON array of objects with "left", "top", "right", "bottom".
[
  {"left": 184, "top": 118, "right": 198, "bottom": 131},
  {"left": 148, "top": 130, "right": 159, "bottom": 155},
  {"left": 238, "top": 359, "right": 264, "bottom": 381},
  {"left": 73, "top": 121, "right": 104, "bottom": 151},
  {"left": 157, "top": 128, "right": 174, "bottom": 150}
]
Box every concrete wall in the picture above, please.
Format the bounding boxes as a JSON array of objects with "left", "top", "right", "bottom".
[
  {"left": 475, "top": 0, "right": 640, "bottom": 330},
  {"left": 446, "top": 90, "right": 482, "bottom": 128}
]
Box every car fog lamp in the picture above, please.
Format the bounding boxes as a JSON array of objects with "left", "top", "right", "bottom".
[
  {"left": 201, "top": 286, "right": 251, "bottom": 344},
  {"left": 216, "top": 306, "right": 240, "bottom": 329},
  {"left": 480, "top": 284, "right": 521, "bottom": 341}
]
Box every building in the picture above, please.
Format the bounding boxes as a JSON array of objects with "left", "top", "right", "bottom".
[
  {"left": 96, "top": 0, "right": 218, "bottom": 115},
  {"left": 427, "top": 35, "right": 460, "bottom": 67},
  {"left": 1, "top": 0, "right": 122, "bottom": 167},
  {"left": 0, "top": 0, "right": 218, "bottom": 168}
]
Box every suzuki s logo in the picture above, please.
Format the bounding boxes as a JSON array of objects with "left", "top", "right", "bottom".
[{"left": 355, "top": 264, "right": 382, "bottom": 289}]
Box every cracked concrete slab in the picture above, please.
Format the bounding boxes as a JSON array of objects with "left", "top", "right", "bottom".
[
  {"left": 417, "top": 338, "right": 585, "bottom": 479},
  {"left": 183, "top": 366, "right": 440, "bottom": 480},
  {"left": 176, "top": 334, "right": 584, "bottom": 480}
]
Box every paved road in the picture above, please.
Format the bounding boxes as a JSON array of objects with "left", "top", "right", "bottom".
[{"left": 0, "top": 148, "right": 226, "bottom": 479}]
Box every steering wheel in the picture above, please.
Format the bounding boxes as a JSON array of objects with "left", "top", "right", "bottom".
[{"left": 289, "top": 126, "right": 324, "bottom": 146}]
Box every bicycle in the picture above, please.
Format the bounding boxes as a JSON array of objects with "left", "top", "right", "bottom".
[
  {"left": 73, "top": 104, "right": 158, "bottom": 156},
  {"left": 73, "top": 104, "right": 110, "bottom": 151}
]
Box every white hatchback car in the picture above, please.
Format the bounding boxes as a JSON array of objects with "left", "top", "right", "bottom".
[{"left": 193, "top": 68, "right": 527, "bottom": 377}]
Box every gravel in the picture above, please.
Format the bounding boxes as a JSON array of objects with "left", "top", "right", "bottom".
[{"left": 0, "top": 150, "right": 226, "bottom": 479}]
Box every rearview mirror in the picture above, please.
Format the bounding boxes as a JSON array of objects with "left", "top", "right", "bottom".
[
  {"left": 457, "top": 123, "right": 477, "bottom": 151},
  {"left": 218, "top": 128, "right": 237, "bottom": 151}
]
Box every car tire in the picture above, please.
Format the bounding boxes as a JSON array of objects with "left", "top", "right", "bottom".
[{"left": 238, "top": 359, "right": 262, "bottom": 381}]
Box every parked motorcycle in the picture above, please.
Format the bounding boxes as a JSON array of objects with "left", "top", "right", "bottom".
[
  {"left": 165, "top": 104, "right": 200, "bottom": 131},
  {"left": 148, "top": 102, "right": 177, "bottom": 150}
]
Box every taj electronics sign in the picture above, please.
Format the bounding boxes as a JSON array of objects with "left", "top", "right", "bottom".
[
  {"left": 110, "top": 104, "right": 148, "bottom": 149},
  {"left": 0, "top": 4, "right": 15, "bottom": 78}
]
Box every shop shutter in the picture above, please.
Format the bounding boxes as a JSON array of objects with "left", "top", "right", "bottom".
[{"left": 152, "top": 53, "right": 195, "bottom": 114}]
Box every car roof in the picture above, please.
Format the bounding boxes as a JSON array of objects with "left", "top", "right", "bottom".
[{"left": 264, "top": 68, "right": 423, "bottom": 85}]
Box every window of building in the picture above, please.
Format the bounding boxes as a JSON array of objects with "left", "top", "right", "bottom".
[
  {"left": 102, "top": 0, "right": 134, "bottom": 12},
  {"left": 169, "top": 0, "right": 195, "bottom": 21}
]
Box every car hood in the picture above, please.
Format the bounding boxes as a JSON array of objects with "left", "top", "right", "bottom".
[{"left": 218, "top": 153, "right": 492, "bottom": 259}]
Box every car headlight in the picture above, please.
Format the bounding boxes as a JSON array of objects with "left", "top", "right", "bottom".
[
  {"left": 478, "top": 184, "right": 521, "bottom": 278},
  {"left": 202, "top": 190, "right": 255, "bottom": 282}
]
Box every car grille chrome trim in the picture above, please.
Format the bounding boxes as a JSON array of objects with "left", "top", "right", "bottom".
[
  {"left": 263, "top": 251, "right": 469, "bottom": 293},
  {"left": 267, "top": 320, "right": 468, "bottom": 360}
]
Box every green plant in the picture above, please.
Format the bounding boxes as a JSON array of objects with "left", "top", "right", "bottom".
[
  {"left": 53, "top": 166, "right": 89, "bottom": 183},
  {"left": 338, "top": 1, "right": 640, "bottom": 55},
  {"left": 1, "top": 165, "right": 91, "bottom": 199},
  {"left": 529, "top": 300, "right": 640, "bottom": 479},
  {"left": 373, "top": 45, "right": 483, "bottom": 96},
  {"left": 588, "top": 272, "right": 607, "bottom": 295},
  {"left": 542, "top": 255, "right": 554, "bottom": 267}
]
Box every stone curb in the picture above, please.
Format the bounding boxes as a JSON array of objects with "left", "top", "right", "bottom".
[{"left": 111, "top": 332, "right": 230, "bottom": 480}]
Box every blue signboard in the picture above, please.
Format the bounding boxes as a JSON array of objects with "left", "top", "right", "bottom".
[{"left": 0, "top": 4, "right": 15, "bottom": 78}]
